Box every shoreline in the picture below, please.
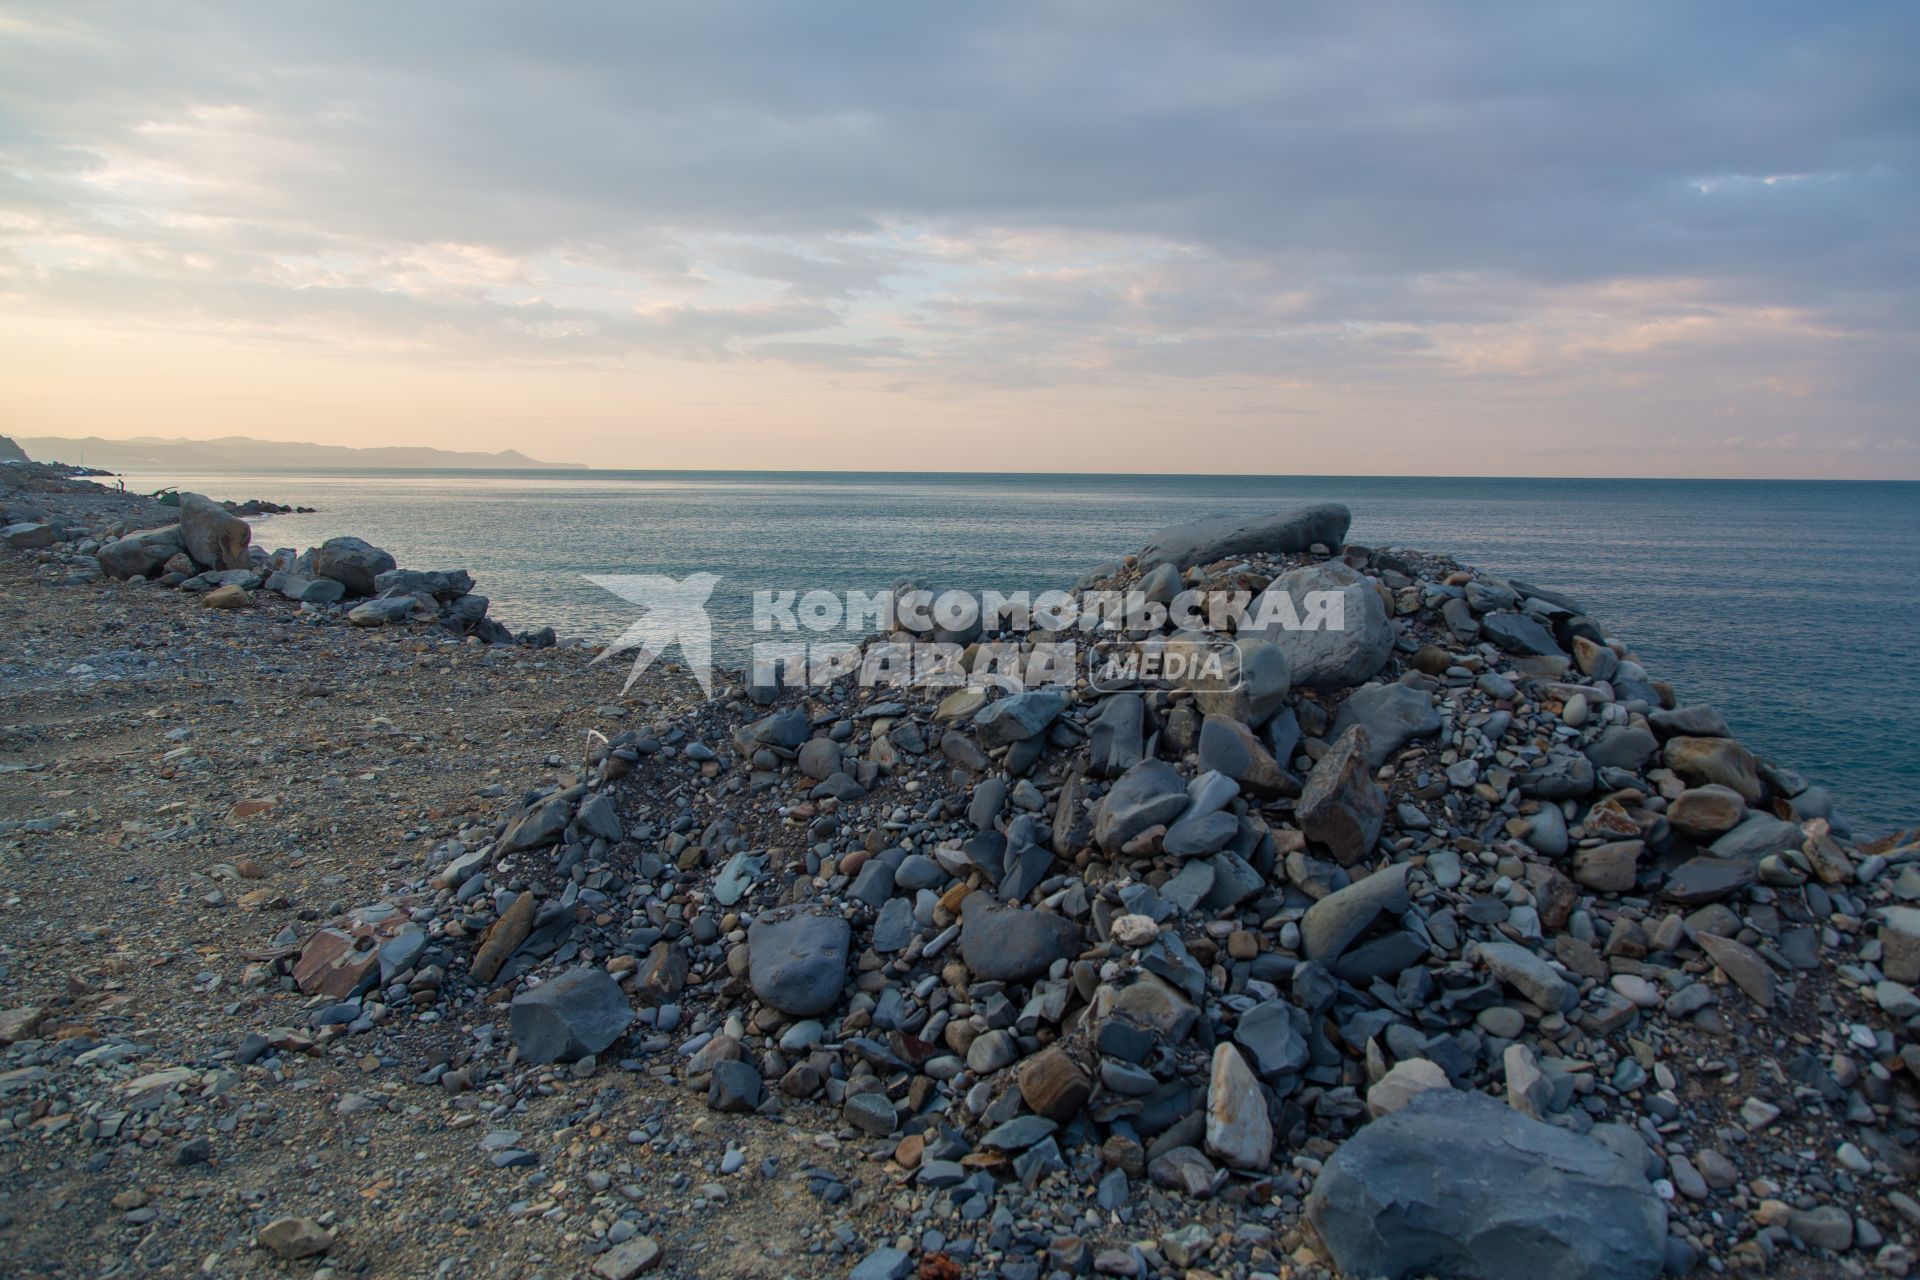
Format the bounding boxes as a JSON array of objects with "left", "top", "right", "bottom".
[{"left": 3, "top": 465, "right": 1918, "bottom": 1278}]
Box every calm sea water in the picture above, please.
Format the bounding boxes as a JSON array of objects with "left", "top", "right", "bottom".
[{"left": 115, "top": 469, "right": 1920, "bottom": 833}]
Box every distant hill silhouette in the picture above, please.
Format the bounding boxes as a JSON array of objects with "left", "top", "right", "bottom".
[{"left": 15, "top": 434, "right": 584, "bottom": 471}]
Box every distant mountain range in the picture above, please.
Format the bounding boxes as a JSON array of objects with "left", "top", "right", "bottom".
[{"left": 14, "top": 434, "right": 585, "bottom": 471}]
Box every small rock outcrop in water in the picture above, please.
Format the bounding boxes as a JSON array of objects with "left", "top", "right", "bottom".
[
  {"left": 67, "top": 488, "right": 536, "bottom": 644},
  {"left": 2, "top": 478, "right": 1916, "bottom": 1280}
]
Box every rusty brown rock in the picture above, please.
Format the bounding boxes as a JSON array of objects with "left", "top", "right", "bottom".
[
  {"left": 1664, "top": 737, "right": 1763, "bottom": 805},
  {"left": 1667, "top": 785, "right": 1746, "bottom": 839},
  {"left": 1017, "top": 1046, "right": 1092, "bottom": 1123},
  {"left": 633, "top": 941, "right": 689, "bottom": 1004},
  {"left": 1527, "top": 864, "right": 1579, "bottom": 933},
  {"left": 1572, "top": 840, "right": 1642, "bottom": 893},
  {"left": 292, "top": 927, "right": 381, "bottom": 999},
  {"left": 470, "top": 891, "right": 536, "bottom": 984}
]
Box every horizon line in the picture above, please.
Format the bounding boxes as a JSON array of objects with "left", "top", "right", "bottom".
[{"left": 64, "top": 462, "right": 1920, "bottom": 485}]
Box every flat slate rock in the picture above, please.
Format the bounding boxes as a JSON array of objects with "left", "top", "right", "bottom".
[
  {"left": 1661, "top": 857, "right": 1755, "bottom": 905},
  {"left": 1136, "top": 502, "right": 1351, "bottom": 570}
]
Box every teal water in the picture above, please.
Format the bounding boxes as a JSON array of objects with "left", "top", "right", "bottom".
[{"left": 116, "top": 469, "right": 1920, "bottom": 833}]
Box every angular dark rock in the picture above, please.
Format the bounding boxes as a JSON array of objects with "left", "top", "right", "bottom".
[
  {"left": 1306, "top": 1090, "right": 1665, "bottom": 1280},
  {"left": 1330, "top": 683, "right": 1442, "bottom": 769},
  {"left": 312, "top": 536, "right": 397, "bottom": 596},
  {"left": 1093, "top": 759, "right": 1190, "bottom": 853},
  {"left": 509, "top": 967, "right": 634, "bottom": 1064},
  {"left": 1296, "top": 726, "right": 1384, "bottom": 865}
]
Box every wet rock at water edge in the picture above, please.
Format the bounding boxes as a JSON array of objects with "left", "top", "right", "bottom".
[{"left": 313, "top": 535, "right": 398, "bottom": 596}]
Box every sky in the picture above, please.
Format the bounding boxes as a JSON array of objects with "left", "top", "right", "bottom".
[{"left": 1, "top": 2, "right": 1916, "bottom": 477}]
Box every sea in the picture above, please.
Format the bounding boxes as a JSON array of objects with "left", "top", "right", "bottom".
[{"left": 112, "top": 469, "right": 1920, "bottom": 834}]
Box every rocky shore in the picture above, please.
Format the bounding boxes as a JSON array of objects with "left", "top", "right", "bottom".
[{"left": 2, "top": 468, "right": 1918, "bottom": 1280}]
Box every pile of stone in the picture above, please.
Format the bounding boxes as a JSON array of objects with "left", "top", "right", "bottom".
[
  {"left": 26, "top": 488, "right": 544, "bottom": 645},
  {"left": 364, "top": 501, "right": 1918, "bottom": 1278}
]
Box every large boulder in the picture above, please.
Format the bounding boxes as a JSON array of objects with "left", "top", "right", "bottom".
[
  {"left": 1180, "top": 637, "right": 1291, "bottom": 728},
  {"left": 347, "top": 597, "right": 417, "bottom": 627},
  {"left": 975, "top": 691, "right": 1066, "bottom": 749},
  {"left": 3, "top": 522, "right": 57, "bottom": 550},
  {"left": 98, "top": 524, "right": 185, "bottom": 579},
  {"left": 1241, "top": 561, "right": 1392, "bottom": 690},
  {"left": 1137, "top": 503, "right": 1351, "bottom": 571},
  {"left": 1305, "top": 1089, "right": 1666, "bottom": 1280},
  {"left": 959, "top": 893, "right": 1080, "bottom": 982},
  {"left": 177, "top": 492, "right": 251, "bottom": 570},
  {"left": 275, "top": 574, "right": 348, "bottom": 605},
  {"left": 313, "top": 536, "right": 397, "bottom": 596},
  {"left": 748, "top": 910, "right": 851, "bottom": 1016},
  {"left": 509, "top": 967, "right": 634, "bottom": 1064}
]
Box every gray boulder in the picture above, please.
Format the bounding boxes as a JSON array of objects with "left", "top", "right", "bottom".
[
  {"left": 1241, "top": 561, "right": 1392, "bottom": 690},
  {"left": 1477, "top": 940, "right": 1574, "bottom": 1012},
  {"left": 748, "top": 910, "right": 851, "bottom": 1016},
  {"left": 3, "top": 522, "right": 57, "bottom": 550},
  {"left": 1305, "top": 1089, "right": 1666, "bottom": 1280},
  {"left": 313, "top": 536, "right": 397, "bottom": 596},
  {"left": 98, "top": 524, "right": 185, "bottom": 579},
  {"left": 1197, "top": 715, "right": 1299, "bottom": 799},
  {"left": 509, "top": 967, "right": 634, "bottom": 1064},
  {"left": 1480, "top": 611, "right": 1565, "bottom": 656},
  {"left": 178, "top": 492, "right": 252, "bottom": 570},
  {"left": 1584, "top": 725, "right": 1658, "bottom": 772},
  {"left": 1234, "top": 999, "right": 1310, "bottom": 1079},
  {"left": 1093, "top": 759, "right": 1190, "bottom": 853},
  {"left": 960, "top": 893, "right": 1079, "bottom": 982},
  {"left": 1137, "top": 502, "right": 1351, "bottom": 570},
  {"left": 1708, "top": 812, "right": 1802, "bottom": 861},
  {"left": 1330, "top": 684, "right": 1441, "bottom": 769},
  {"left": 1186, "top": 637, "right": 1291, "bottom": 728}
]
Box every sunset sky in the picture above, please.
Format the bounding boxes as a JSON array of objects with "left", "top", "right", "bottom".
[{"left": 2, "top": 2, "right": 1915, "bottom": 476}]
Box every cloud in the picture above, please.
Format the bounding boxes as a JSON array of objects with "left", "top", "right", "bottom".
[{"left": 0, "top": 1, "right": 1916, "bottom": 468}]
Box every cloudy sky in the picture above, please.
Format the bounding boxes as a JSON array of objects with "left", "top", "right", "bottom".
[{"left": 2, "top": 2, "right": 1915, "bottom": 475}]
